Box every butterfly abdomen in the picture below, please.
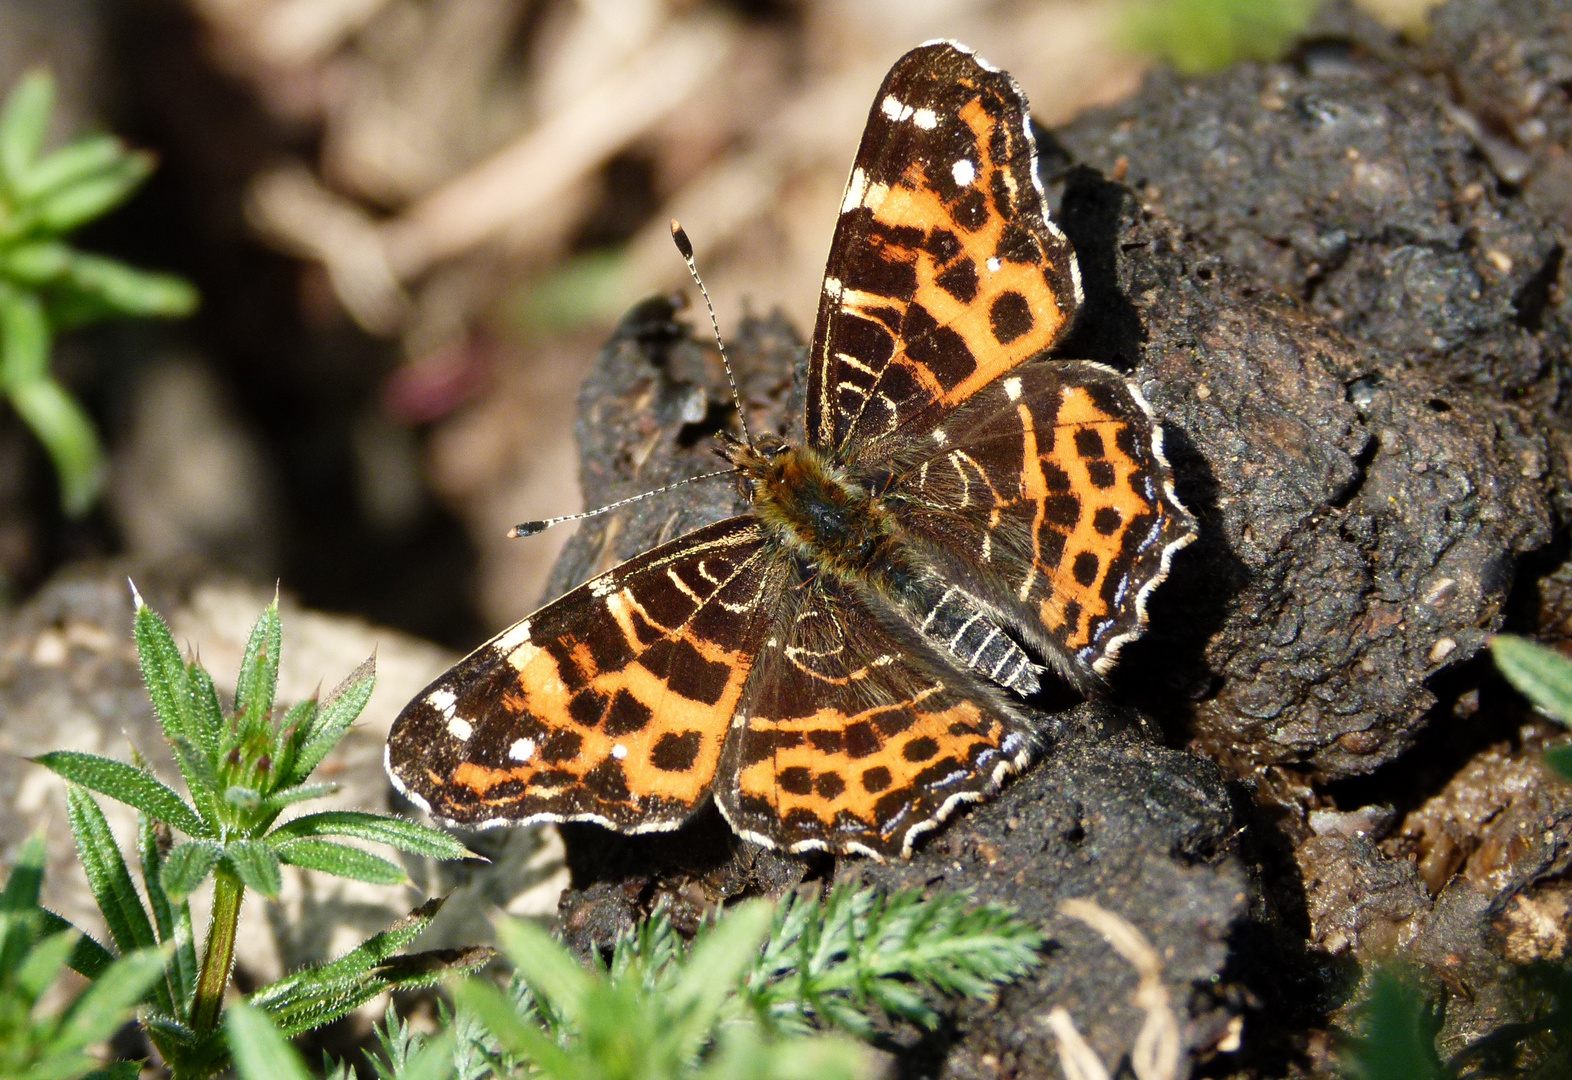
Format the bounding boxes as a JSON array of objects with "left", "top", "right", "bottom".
[{"left": 743, "top": 441, "right": 1041, "bottom": 698}]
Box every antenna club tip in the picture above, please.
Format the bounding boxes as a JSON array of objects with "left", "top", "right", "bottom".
[
  {"left": 670, "top": 220, "right": 694, "bottom": 260},
  {"left": 509, "top": 521, "right": 547, "bottom": 538}
]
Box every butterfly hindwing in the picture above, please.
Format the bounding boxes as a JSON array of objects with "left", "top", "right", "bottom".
[
  {"left": 807, "top": 40, "right": 1082, "bottom": 456},
  {"left": 716, "top": 575, "right": 1038, "bottom": 858},
  {"left": 386, "top": 518, "right": 785, "bottom": 831},
  {"left": 888, "top": 360, "right": 1197, "bottom": 686}
]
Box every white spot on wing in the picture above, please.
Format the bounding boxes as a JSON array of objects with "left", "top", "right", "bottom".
[
  {"left": 932, "top": 427, "right": 948, "bottom": 445},
  {"left": 612, "top": 744, "right": 628, "bottom": 760},
  {"left": 509, "top": 737, "right": 535, "bottom": 762},
  {"left": 840, "top": 168, "right": 867, "bottom": 214},
  {"left": 987, "top": 256, "right": 1001, "bottom": 272},
  {"left": 447, "top": 716, "right": 473, "bottom": 741},
  {"left": 492, "top": 619, "right": 532, "bottom": 653},
  {"left": 823, "top": 275, "right": 843, "bottom": 300},
  {"left": 590, "top": 576, "right": 616, "bottom": 598},
  {"left": 428, "top": 688, "right": 457, "bottom": 715},
  {"left": 913, "top": 107, "right": 938, "bottom": 129},
  {"left": 1004, "top": 376, "right": 1022, "bottom": 401},
  {"left": 951, "top": 159, "right": 975, "bottom": 186},
  {"left": 881, "top": 95, "right": 912, "bottom": 122}
]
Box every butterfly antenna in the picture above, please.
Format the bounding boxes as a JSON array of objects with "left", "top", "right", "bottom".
[
  {"left": 670, "top": 220, "right": 753, "bottom": 447},
  {"left": 508, "top": 466, "right": 740, "bottom": 537}
]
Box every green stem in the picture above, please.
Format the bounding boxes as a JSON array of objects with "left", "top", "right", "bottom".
[{"left": 190, "top": 863, "right": 243, "bottom": 1036}]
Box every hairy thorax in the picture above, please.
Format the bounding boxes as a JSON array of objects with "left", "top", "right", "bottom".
[{"left": 726, "top": 437, "right": 906, "bottom": 586}]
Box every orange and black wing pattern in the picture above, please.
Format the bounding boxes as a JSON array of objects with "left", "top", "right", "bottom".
[
  {"left": 807, "top": 40, "right": 1082, "bottom": 457},
  {"left": 386, "top": 518, "right": 785, "bottom": 832},
  {"left": 889, "top": 360, "right": 1197, "bottom": 687},
  {"left": 716, "top": 575, "right": 1038, "bottom": 858}
]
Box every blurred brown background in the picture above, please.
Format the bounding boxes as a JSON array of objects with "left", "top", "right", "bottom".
[{"left": 0, "top": 0, "right": 1432, "bottom": 647}]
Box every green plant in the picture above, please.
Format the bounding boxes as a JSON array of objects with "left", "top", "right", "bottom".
[
  {"left": 1338, "top": 966, "right": 1446, "bottom": 1080},
  {"left": 1491, "top": 635, "right": 1572, "bottom": 780},
  {"left": 204, "top": 885, "right": 1044, "bottom": 1080},
  {"left": 0, "top": 69, "right": 198, "bottom": 516},
  {"left": 1121, "top": 0, "right": 1320, "bottom": 74},
  {"left": 31, "top": 590, "right": 486, "bottom": 1078},
  {"left": 440, "top": 885, "right": 1039, "bottom": 1080},
  {"left": 0, "top": 834, "right": 165, "bottom": 1080}
]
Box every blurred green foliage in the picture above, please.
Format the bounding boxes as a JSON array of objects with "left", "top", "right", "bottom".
[
  {"left": 0, "top": 69, "right": 198, "bottom": 517},
  {"left": 1491, "top": 635, "right": 1572, "bottom": 781},
  {"left": 1121, "top": 0, "right": 1321, "bottom": 74}
]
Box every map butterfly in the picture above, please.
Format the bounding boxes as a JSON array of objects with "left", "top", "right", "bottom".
[{"left": 386, "top": 41, "right": 1197, "bottom": 858}]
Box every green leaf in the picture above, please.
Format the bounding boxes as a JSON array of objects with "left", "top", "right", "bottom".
[
  {"left": 1339, "top": 965, "right": 1445, "bottom": 1080},
  {"left": 62, "top": 252, "right": 197, "bottom": 318},
  {"left": 250, "top": 897, "right": 446, "bottom": 1012},
  {"left": 184, "top": 662, "right": 225, "bottom": 755},
  {"left": 1, "top": 832, "right": 47, "bottom": 912},
  {"left": 0, "top": 69, "right": 53, "bottom": 188},
  {"left": 65, "top": 786, "right": 158, "bottom": 956},
  {"left": 52, "top": 946, "right": 166, "bottom": 1055},
  {"left": 234, "top": 600, "right": 283, "bottom": 733},
  {"left": 132, "top": 594, "right": 195, "bottom": 747},
  {"left": 6, "top": 375, "right": 101, "bottom": 516},
  {"left": 0, "top": 281, "right": 50, "bottom": 386},
  {"left": 454, "top": 976, "right": 579, "bottom": 1077},
  {"left": 495, "top": 916, "right": 593, "bottom": 1020},
  {"left": 15, "top": 134, "right": 122, "bottom": 201},
  {"left": 1121, "top": 0, "right": 1318, "bottom": 75},
  {"left": 1545, "top": 743, "right": 1572, "bottom": 781},
  {"left": 259, "top": 782, "right": 338, "bottom": 815},
  {"left": 275, "top": 840, "right": 405, "bottom": 886},
  {"left": 267, "top": 810, "right": 470, "bottom": 859},
  {"left": 17, "top": 926, "right": 78, "bottom": 998},
  {"left": 36, "top": 909, "right": 115, "bottom": 980},
  {"left": 1492, "top": 634, "right": 1572, "bottom": 728},
  {"left": 140, "top": 815, "right": 198, "bottom": 1007},
  {"left": 33, "top": 751, "right": 208, "bottom": 837},
  {"left": 160, "top": 841, "right": 223, "bottom": 901},
  {"left": 4, "top": 239, "right": 70, "bottom": 284},
  {"left": 225, "top": 1002, "right": 315, "bottom": 1080},
  {"left": 33, "top": 152, "right": 152, "bottom": 233},
  {"left": 225, "top": 839, "right": 283, "bottom": 898},
  {"left": 670, "top": 900, "right": 774, "bottom": 1058},
  {"left": 247, "top": 899, "right": 486, "bottom": 1037},
  {"left": 81, "top": 1063, "right": 143, "bottom": 1080},
  {"left": 288, "top": 656, "right": 374, "bottom": 785}
]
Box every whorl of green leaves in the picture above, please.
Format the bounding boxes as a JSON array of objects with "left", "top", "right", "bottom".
[
  {"left": 0, "top": 69, "right": 198, "bottom": 515},
  {"left": 30, "top": 591, "right": 485, "bottom": 1078}
]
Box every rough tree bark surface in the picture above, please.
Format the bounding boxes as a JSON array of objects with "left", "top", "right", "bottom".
[{"left": 541, "top": 2, "right": 1572, "bottom": 1076}]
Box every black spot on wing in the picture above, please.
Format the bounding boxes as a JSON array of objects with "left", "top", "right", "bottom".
[
  {"left": 903, "top": 304, "right": 976, "bottom": 391},
  {"left": 650, "top": 730, "right": 703, "bottom": 772}
]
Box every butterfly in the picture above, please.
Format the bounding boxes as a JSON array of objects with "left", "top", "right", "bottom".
[{"left": 385, "top": 40, "right": 1196, "bottom": 859}]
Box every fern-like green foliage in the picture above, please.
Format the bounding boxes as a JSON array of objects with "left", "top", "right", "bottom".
[
  {"left": 1122, "top": 0, "right": 1321, "bottom": 74},
  {"left": 331, "top": 886, "right": 1043, "bottom": 1080},
  {"left": 1491, "top": 635, "right": 1572, "bottom": 780},
  {"left": 0, "top": 69, "right": 198, "bottom": 516},
  {"left": 29, "top": 591, "right": 486, "bottom": 1078},
  {"left": 0, "top": 834, "right": 165, "bottom": 1080},
  {"left": 744, "top": 885, "right": 1044, "bottom": 1037}
]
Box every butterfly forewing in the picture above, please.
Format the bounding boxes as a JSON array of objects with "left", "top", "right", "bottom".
[
  {"left": 889, "top": 360, "right": 1196, "bottom": 685},
  {"left": 716, "top": 576, "right": 1037, "bottom": 858},
  {"left": 386, "top": 518, "right": 785, "bottom": 831},
  {"left": 807, "top": 40, "right": 1082, "bottom": 456}
]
